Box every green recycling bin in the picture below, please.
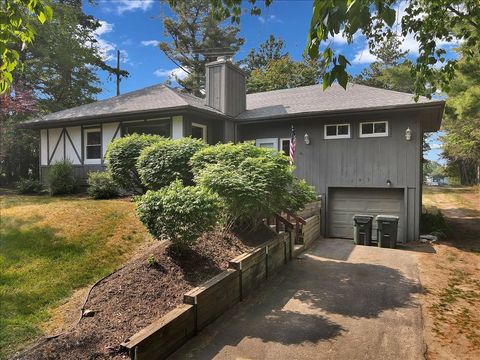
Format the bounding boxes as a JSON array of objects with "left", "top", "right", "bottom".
[
  {"left": 376, "top": 215, "right": 399, "bottom": 248},
  {"left": 353, "top": 214, "right": 374, "bottom": 246}
]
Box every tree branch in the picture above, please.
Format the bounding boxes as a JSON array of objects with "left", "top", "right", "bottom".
[{"left": 446, "top": 5, "right": 478, "bottom": 28}]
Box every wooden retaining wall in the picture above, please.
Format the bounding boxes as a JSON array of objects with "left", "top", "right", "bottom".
[
  {"left": 302, "top": 215, "right": 321, "bottom": 248},
  {"left": 122, "top": 228, "right": 314, "bottom": 360},
  {"left": 297, "top": 198, "right": 322, "bottom": 219}
]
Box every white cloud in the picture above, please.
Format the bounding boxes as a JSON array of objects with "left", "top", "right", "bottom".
[
  {"left": 154, "top": 67, "right": 188, "bottom": 80},
  {"left": 352, "top": 47, "right": 378, "bottom": 64},
  {"left": 141, "top": 40, "right": 160, "bottom": 47},
  {"left": 429, "top": 142, "right": 442, "bottom": 150},
  {"left": 116, "top": 0, "right": 154, "bottom": 15},
  {"left": 94, "top": 20, "right": 114, "bottom": 36},
  {"left": 258, "top": 14, "right": 282, "bottom": 24},
  {"left": 88, "top": 20, "right": 116, "bottom": 62}
]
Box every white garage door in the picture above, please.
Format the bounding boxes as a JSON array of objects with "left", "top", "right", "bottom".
[{"left": 328, "top": 188, "right": 405, "bottom": 243}]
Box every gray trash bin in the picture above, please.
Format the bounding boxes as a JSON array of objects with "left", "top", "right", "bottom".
[
  {"left": 376, "top": 215, "right": 399, "bottom": 248},
  {"left": 353, "top": 214, "right": 374, "bottom": 246}
]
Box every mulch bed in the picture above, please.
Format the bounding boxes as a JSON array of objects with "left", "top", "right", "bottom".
[{"left": 15, "top": 227, "right": 274, "bottom": 360}]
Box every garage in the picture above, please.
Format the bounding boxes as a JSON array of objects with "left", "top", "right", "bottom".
[{"left": 328, "top": 187, "right": 405, "bottom": 243}]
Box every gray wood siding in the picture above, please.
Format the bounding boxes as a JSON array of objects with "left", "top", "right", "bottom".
[{"left": 239, "top": 109, "right": 424, "bottom": 242}]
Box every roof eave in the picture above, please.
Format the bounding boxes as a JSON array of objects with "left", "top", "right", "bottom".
[
  {"left": 20, "top": 105, "right": 230, "bottom": 129},
  {"left": 236, "top": 101, "right": 446, "bottom": 125}
]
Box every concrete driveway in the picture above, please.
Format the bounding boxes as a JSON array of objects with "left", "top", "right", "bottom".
[{"left": 171, "top": 239, "right": 425, "bottom": 360}]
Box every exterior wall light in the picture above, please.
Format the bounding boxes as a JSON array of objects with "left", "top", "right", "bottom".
[
  {"left": 304, "top": 132, "right": 311, "bottom": 145},
  {"left": 387, "top": 179, "right": 392, "bottom": 187},
  {"left": 405, "top": 127, "right": 412, "bottom": 141}
]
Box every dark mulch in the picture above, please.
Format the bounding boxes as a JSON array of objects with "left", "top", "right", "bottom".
[{"left": 15, "top": 227, "right": 273, "bottom": 360}]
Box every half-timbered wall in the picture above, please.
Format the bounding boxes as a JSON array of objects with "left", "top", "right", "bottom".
[{"left": 40, "top": 122, "right": 121, "bottom": 166}]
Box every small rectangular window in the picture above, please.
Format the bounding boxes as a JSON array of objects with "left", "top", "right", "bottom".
[
  {"left": 360, "top": 121, "right": 388, "bottom": 137},
  {"left": 255, "top": 138, "right": 278, "bottom": 149},
  {"left": 280, "top": 138, "right": 290, "bottom": 156},
  {"left": 191, "top": 123, "right": 207, "bottom": 142},
  {"left": 84, "top": 128, "right": 101, "bottom": 162},
  {"left": 324, "top": 124, "right": 350, "bottom": 139}
]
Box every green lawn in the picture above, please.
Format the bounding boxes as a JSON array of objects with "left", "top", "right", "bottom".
[{"left": 0, "top": 194, "right": 153, "bottom": 358}]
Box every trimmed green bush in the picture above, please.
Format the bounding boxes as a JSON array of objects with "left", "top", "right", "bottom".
[
  {"left": 136, "top": 180, "right": 221, "bottom": 249},
  {"left": 15, "top": 178, "right": 45, "bottom": 194},
  {"left": 193, "top": 142, "right": 317, "bottom": 227},
  {"left": 137, "top": 137, "right": 207, "bottom": 190},
  {"left": 87, "top": 171, "right": 119, "bottom": 199},
  {"left": 105, "top": 134, "right": 163, "bottom": 193},
  {"left": 47, "top": 161, "right": 76, "bottom": 195},
  {"left": 190, "top": 141, "right": 273, "bottom": 174}
]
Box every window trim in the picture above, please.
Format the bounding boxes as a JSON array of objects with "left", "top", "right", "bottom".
[
  {"left": 280, "top": 138, "right": 291, "bottom": 156},
  {"left": 123, "top": 119, "right": 171, "bottom": 137},
  {"left": 359, "top": 121, "right": 389, "bottom": 138},
  {"left": 84, "top": 127, "right": 102, "bottom": 164},
  {"left": 255, "top": 138, "right": 278, "bottom": 150},
  {"left": 324, "top": 123, "right": 351, "bottom": 139},
  {"left": 191, "top": 122, "right": 208, "bottom": 142}
]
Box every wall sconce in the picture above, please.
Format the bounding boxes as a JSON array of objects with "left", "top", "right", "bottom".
[
  {"left": 304, "top": 132, "right": 310, "bottom": 145},
  {"left": 387, "top": 179, "right": 392, "bottom": 187},
  {"left": 405, "top": 127, "right": 412, "bottom": 141}
]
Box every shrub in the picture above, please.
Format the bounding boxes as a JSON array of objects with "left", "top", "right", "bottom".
[
  {"left": 137, "top": 137, "right": 207, "bottom": 190},
  {"left": 87, "top": 171, "right": 119, "bottom": 199},
  {"left": 420, "top": 208, "right": 450, "bottom": 239},
  {"left": 47, "top": 160, "right": 76, "bottom": 195},
  {"left": 136, "top": 180, "right": 221, "bottom": 250},
  {"left": 105, "top": 134, "right": 163, "bottom": 193},
  {"left": 194, "top": 142, "right": 317, "bottom": 227},
  {"left": 190, "top": 141, "right": 272, "bottom": 174},
  {"left": 15, "top": 178, "right": 44, "bottom": 194}
]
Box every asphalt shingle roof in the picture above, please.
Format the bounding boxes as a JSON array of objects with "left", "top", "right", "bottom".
[
  {"left": 25, "top": 84, "right": 222, "bottom": 125},
  {"left": 24, "top": 82, "right": 442, "bottom": 126},
  {"left": 237, "top": 83, "right": 439, "bottom": 121}
]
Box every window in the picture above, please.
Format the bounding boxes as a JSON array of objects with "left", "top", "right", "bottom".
[
  {"left": 255, "top": 138, "right": 277, "bottom": 149},
  {"left": 191, "top": 123, "right": 207, "bottom": 142},
  {"left": 124, "top": 122, "right": 170, "bottom": 137},
  {"left": 360, "top": 121, "right": 388, "bottom": 137},
  {"left": 280, "top": 138, "right": 291, "bottom": 156},
  {"left": 84, "top": 128, "right": 101, "bottom": 163},
  {"left": 324, "top": 124, "right": 350, "bottom": 139}
]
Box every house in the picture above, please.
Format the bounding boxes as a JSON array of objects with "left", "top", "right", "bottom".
[{"left": 22, "top": 58, "right": 445, "bottom": 243}]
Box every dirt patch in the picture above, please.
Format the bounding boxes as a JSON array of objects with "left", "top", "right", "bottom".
[
  {"left": 418, "top": 187, "right": 480, "bottom": 360},
  {"left": 14, "top": 227, "right": 273, "bottom": 360}
]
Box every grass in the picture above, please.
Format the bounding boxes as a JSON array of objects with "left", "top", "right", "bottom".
[{"left": 0, "top": 194, "right": 153, "bottom": 359}]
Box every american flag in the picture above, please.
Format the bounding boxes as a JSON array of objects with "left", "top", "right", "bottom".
[{"left": 289, "top": 125, "right": 296, "bottom": 165}]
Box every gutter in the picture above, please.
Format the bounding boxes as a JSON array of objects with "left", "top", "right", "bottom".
[
  {"left": 19, "top": 105, "right": 230, "bottom": 129},
  {"left": 234, "top": 101, "right": 446, "bottom": 125}
]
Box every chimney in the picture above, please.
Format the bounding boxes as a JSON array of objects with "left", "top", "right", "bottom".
[{"left": 205, "top": 56, "right": 246, "bottom": 117}]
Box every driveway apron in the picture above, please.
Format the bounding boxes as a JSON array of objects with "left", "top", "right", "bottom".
[{"left": 171, "top": 239, "right": 425, "bottom": 360}]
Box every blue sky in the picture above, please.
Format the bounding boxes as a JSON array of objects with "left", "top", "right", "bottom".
[{"left": 83, "top": 0, "right": 454, "bottom": 162}]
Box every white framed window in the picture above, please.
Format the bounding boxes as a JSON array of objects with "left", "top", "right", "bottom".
[
  {"left": 359, "top": 121, "right": 389, "bottom": 138},
  {"left": 84, "top": 127, "right": 102, "bottom": 164},
  {"left": 280, "top": 138, "right": 291, "bottom": 156},
  {"left": 191, "top": 122, "right": 207, "bottom": 142},
  {"left": 324, "top": 123, "right": 350, "bottom": 139},
  {"left": 255, "top": 138, "right": 278, "bottom": 149}
]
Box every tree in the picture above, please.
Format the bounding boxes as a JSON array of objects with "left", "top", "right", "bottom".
[
  {"left": 247, "top": 56, "right": 325, "bottom": 94},
  {"left": 195, "top": 0, "right": 480, "bottom": 98},
  {"left": 442, "top": 46, "right": 480, "bottom": 185},
  {"left": 0, "top": 82, "right": 38, "bottom": 183},
  {"left": 353, "top": 34, "right": 414, "bottom": 93},
  {"left": 240, "top": 35, "right": 286, "bottom": 75},
  {"left": 1, "top": 1, "right": 125, "bottom": 184},
  {"left": 0, "top": 0, "right": 53, "bottom": 93},
  {"left": 159, "top": 0, "right": 244, "bottom": 97}
]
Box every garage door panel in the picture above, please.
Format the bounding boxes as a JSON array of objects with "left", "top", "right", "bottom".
[{"left": 328, "top": 188, "right": 405, "bottom": 243}]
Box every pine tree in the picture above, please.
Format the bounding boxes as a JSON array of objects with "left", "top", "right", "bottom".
[
  {"left": 241, "top": 35, "right": 287, "bottom": 75},
  {"left": 159, "top": 0, "right": 244, "bottom": 97}
]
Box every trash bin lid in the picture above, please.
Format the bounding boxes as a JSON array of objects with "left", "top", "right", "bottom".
[
  {"left": 353, "top": 214, "right": 374, "bottom": 220},
  {"left": 375, "top": 215, "right": 399, "bottom": 222}
]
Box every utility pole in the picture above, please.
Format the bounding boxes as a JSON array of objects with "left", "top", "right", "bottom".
[{"left": 116, "top": 49, "right": 121, "bottom": 96}]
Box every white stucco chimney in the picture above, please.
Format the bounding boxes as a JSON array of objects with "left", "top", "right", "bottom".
[{"left": 205, "top": 57, "right": 246, "bottom": 117}]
